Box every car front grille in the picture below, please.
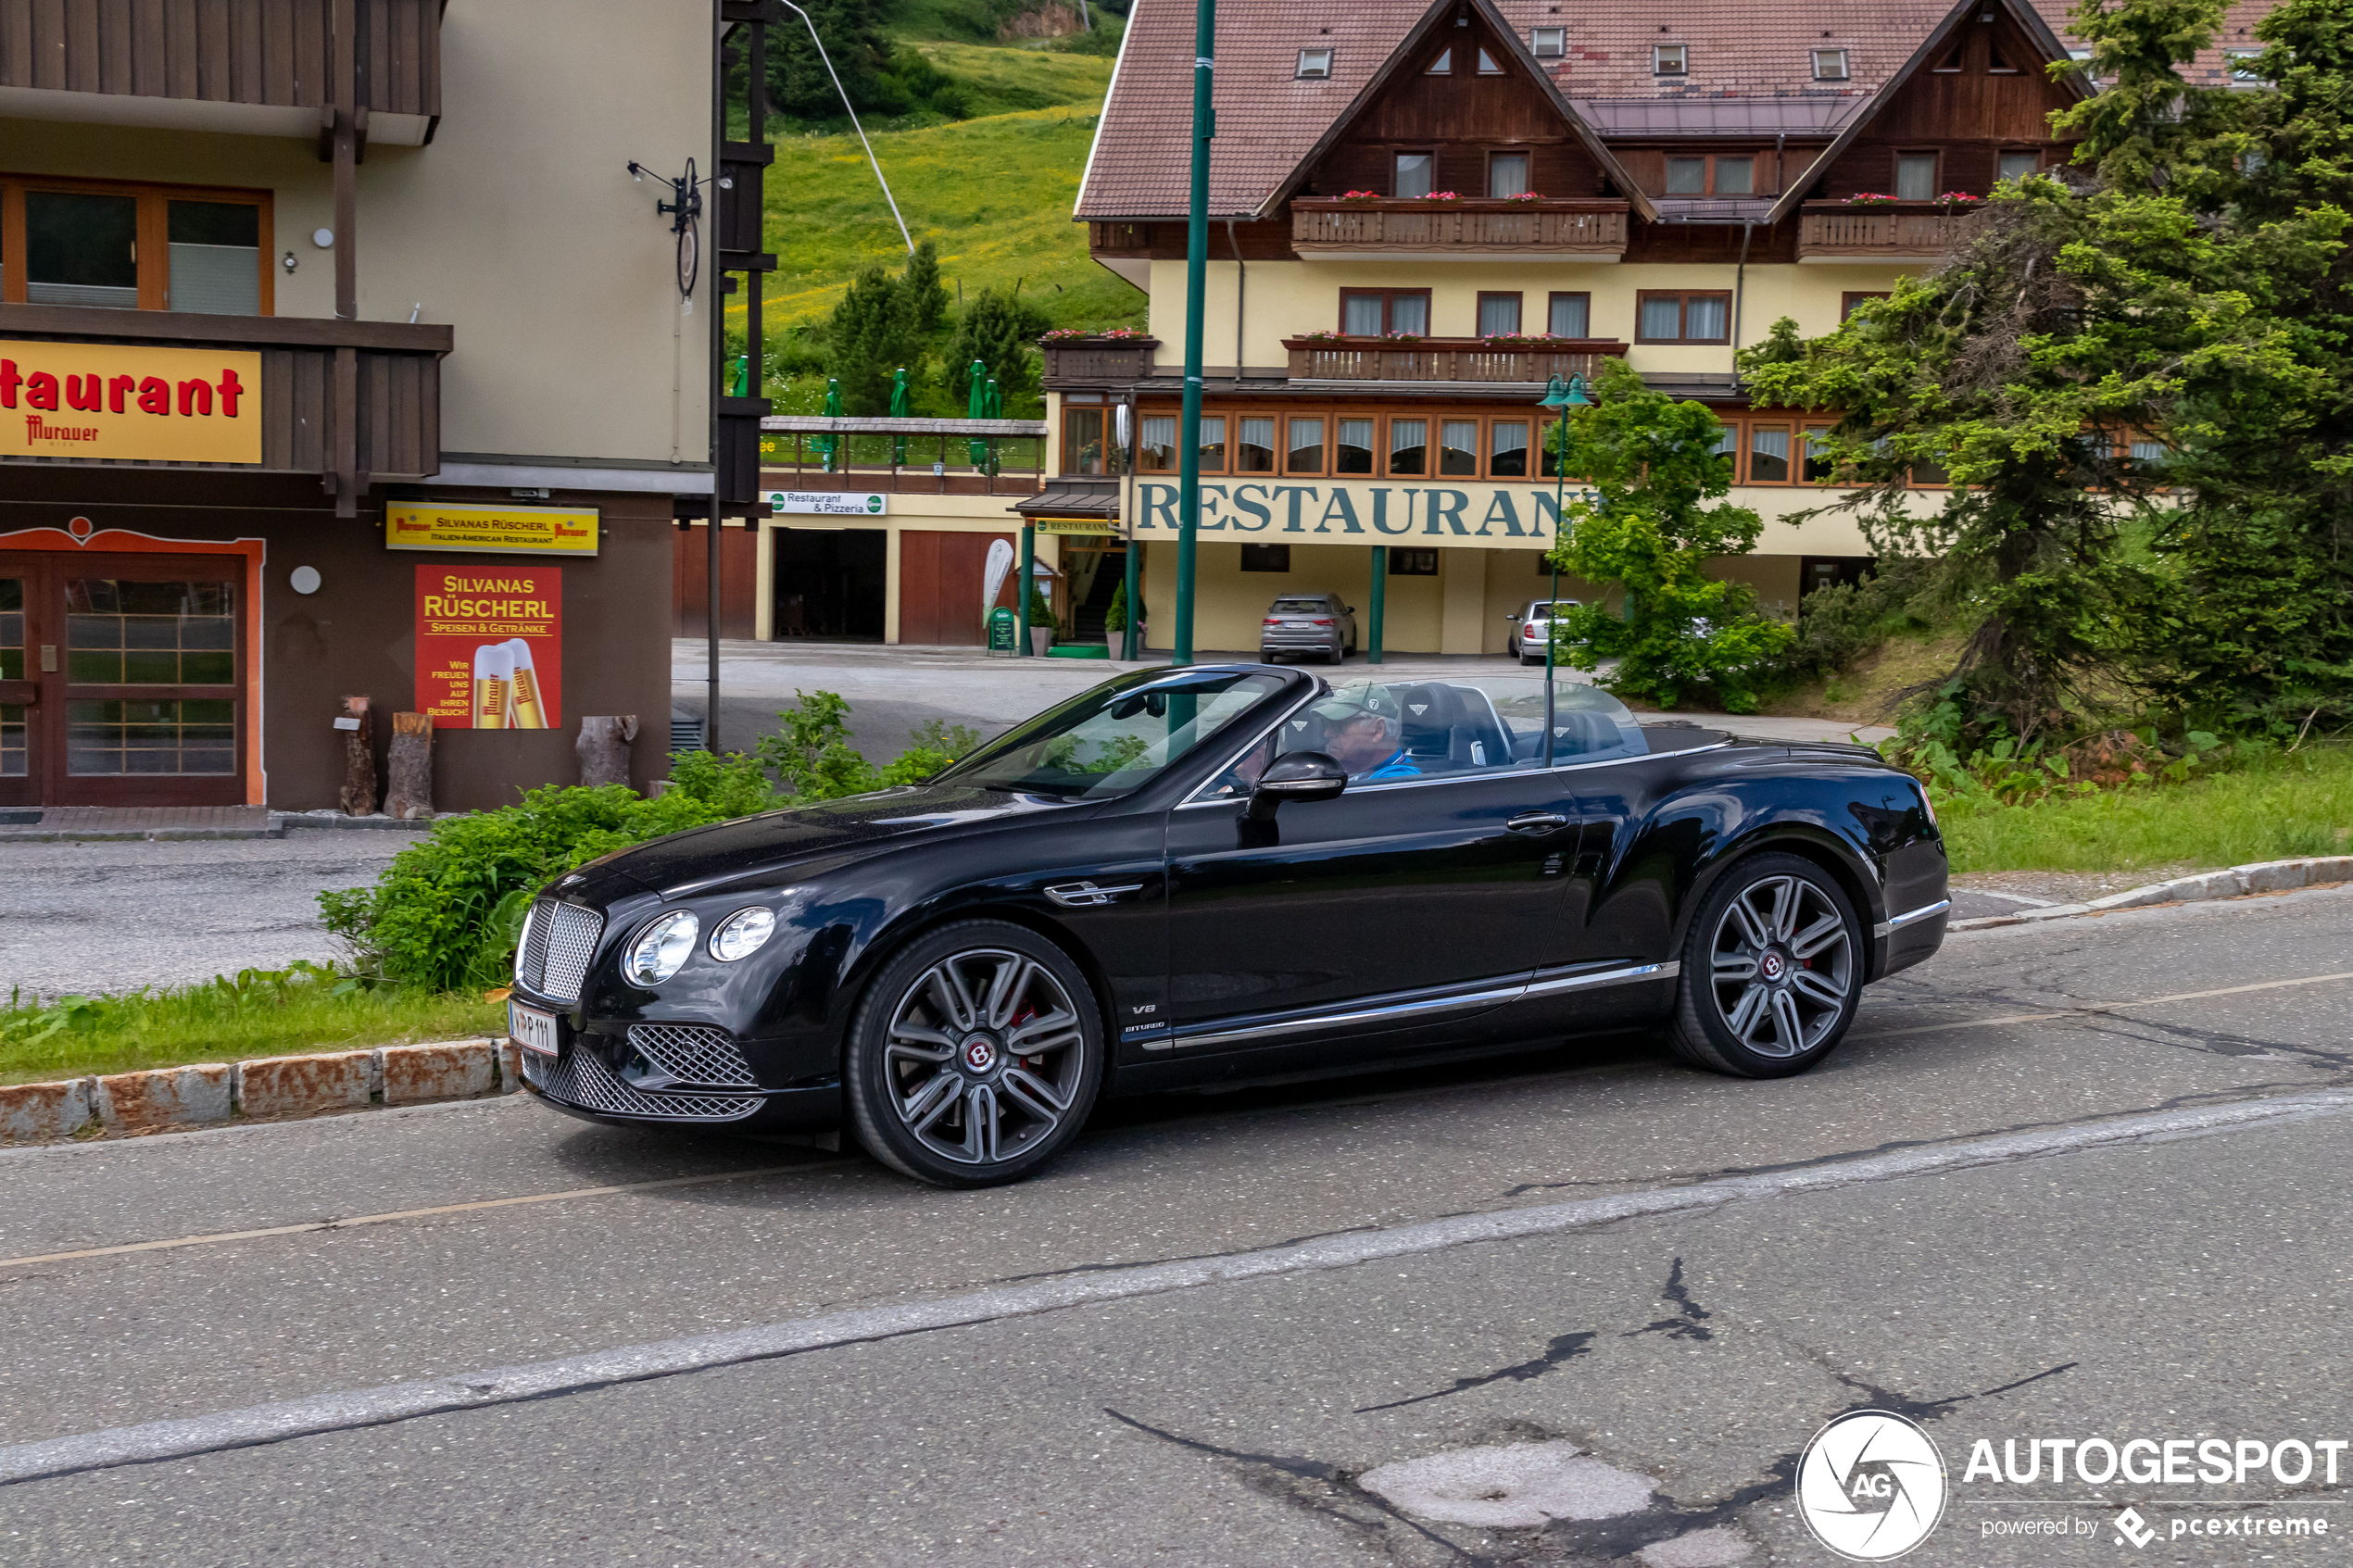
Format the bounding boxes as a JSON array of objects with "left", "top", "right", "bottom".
[
  {"left": 519, "top": 899, "right": 604, "bottom": 1003},
  {"left": 520, "top": 1042, "right": 761, "bottom": 1122},
  {"left": 626, "top": 1022, "right": 759, "bottom": 1089}
]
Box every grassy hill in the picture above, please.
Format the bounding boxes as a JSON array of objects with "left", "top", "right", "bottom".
[{"left": 732, "top": 37, "right": 1144, "bottom": 357}]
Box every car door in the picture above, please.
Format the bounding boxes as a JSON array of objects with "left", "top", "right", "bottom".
[{"left": 1156, "top": 705, "right": 1586, "bottom": 1060}]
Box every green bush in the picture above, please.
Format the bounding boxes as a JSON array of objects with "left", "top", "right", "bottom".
[
  {"left": 321, "top": 693, "right": 979, "bottom": 993},
  {"left": 1772, "top": 558, "right": 1935, "bottom": 684}
]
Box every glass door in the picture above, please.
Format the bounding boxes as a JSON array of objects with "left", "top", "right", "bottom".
[{"left": 0, "top": 571, "right": 31, "bottom": 808}]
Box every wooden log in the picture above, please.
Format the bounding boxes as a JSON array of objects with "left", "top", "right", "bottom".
[
  {"left": 338, "top": 695, "right": 376, "bottom": 816},
  {"left": 576, "top": 715, "right": 638, "bottom": 789},
  {"left": 386, "top": 712, "right": 434, "bottom": 820}
]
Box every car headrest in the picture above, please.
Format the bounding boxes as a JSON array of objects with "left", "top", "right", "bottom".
[{"left": 1392, "top": 684, "right": 1462, "bottom": 735}]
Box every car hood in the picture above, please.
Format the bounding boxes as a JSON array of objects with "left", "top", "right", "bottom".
[{"left": 562, "top": 781, "right": 1082, "bottom": 902}]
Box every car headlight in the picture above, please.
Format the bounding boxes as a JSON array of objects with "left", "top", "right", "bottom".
[
  {"left": 623, "top": 910, "right": 699, "bottom": 986},
  {"left": 708, "top": 906, "right": 776, "bottom": 962}
]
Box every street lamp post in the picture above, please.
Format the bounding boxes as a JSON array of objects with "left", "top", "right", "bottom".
[
  {"left": 1536, "top": 372, "right": 1591, "bottom": 767},
  {"left": 1172, "top": 0, "right": 1215, "bottom": 667}
]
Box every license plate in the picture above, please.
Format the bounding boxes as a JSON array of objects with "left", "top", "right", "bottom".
[{"left": 509, "top": 1000, "right": 560, "bottom": 1057}]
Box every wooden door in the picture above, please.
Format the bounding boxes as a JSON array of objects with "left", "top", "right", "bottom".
[
  {"left": 898, "top": 530, "right": 1013, "bottom": 646},
  {"left": 0, "top": 553, "right": 247, "bottom": 807}
]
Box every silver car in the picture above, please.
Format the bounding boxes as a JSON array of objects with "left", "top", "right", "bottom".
[
  {"left": 1506, "top": 598, "right": 1579, "bottom": 665},
  {"left": 1259, "top": 593, "right": 1357, "bottom": 663}
]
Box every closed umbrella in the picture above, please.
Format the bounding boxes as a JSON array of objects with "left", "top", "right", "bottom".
[
  {"left": 984, "top": 376, "right": 1003, "bottom": 476},
  {"left": 966, "top": 360, "right": 988, "bottom": 467},
  {"left": 888, "top": 367, "right": 909, "bottom": 467},
  {"left": 820, "top": 377, "right": 842, "bottom": 473}
]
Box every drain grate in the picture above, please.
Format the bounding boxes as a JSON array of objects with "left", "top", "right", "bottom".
[{"left": 0, "top": 810, "right": 42, "bottom": 825}]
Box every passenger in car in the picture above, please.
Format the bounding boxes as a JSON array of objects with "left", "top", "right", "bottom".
[{"left": 1314, "top": 687, "right": 1422, "bottom": 781}]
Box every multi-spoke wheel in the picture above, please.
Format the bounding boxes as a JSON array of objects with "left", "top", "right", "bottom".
[
  {"left": 845, "top": 921, "right": 1103, "bottom": 1186},
  {"left": 1667, "top": 852, "right": 1863, "bottom": 1077}
]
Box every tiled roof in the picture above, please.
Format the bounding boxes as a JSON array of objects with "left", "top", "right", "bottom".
[{"left": 1079, "top": 0, "right": 2279, "bottom": 220}]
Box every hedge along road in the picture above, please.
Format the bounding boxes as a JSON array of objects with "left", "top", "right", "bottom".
[{"left": 0, "top": 887, "right": 2347, "bottom": 1561}]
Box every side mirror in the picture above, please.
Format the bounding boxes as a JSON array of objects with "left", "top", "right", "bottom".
[
  {"left": 1506, "top": 612, "right": 1522, "bottom": 621},
  {"left": 1344, "top": 605, "right": 1356, "bottom": 615},
  {"left": 1246, "top": 750, "right": 1347, "bottom": 821}
]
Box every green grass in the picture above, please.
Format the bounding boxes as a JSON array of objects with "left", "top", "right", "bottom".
[
  {"left": 746, "top": 98, "right": 1144, "bottom": 339},
  {"left": 1, "top": 967, "right": 503, "bottom": 1087},
  {"left": 1942, "top": 745, "right": 2353, "bottom": 875},
  {"left": 910, "top": 39, "right": 1113, "bottom": 114}
]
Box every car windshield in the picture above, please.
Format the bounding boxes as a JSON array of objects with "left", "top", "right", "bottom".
[
  {"left": 937, "top": 670, "right": 1289, "bottom": 800},
  {"left": 1270, "top": 598, "right": 1327, "bottom": 614},
  {"left": 1206, "top": 674, "right": 1649, "bottom": 793}
]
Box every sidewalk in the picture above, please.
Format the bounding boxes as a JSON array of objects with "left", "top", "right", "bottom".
[{"left": 0, "top": 808, "right": 431, "bottom": 844}]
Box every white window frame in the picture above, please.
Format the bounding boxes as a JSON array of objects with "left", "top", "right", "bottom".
[
  {"left": 1653, "top": 43, "right": 1688, "bottom": 76},
  {"left": 1297, "top": 47, "right": 1334, "bottom": 79},
  {"left": 1812, "top": 47, "right": 1848, "bottom": 81},
  {"left": 1530, "top": 26, "right": 1566, "bottom": 58},
  {"left": 2225, "top": 48, "right": 2266, "bottom": 83}
]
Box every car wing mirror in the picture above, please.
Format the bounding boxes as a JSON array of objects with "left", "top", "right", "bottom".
[{"left": 1246, "top": 751, "right": 1347, "bottom": 821}]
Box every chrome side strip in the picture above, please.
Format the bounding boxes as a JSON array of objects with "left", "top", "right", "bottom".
[
  {"left": 1140, "top": 960, "right": 1680, "bottom": 1053},
  {"left": 1875, "top": 897, "right": 1953, "bottom": 938}
]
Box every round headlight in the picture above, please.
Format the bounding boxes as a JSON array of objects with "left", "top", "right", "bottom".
[
  {"left": 623, "top": 910, "right": 699, "bottom": 987},
  {"left": 709, "top": 906, "right": 776, "bottom": 962}
]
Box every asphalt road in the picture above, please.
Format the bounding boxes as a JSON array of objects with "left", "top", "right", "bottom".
[{"left": 3, "top": 886, "right": 2350, "bottom": 1563}]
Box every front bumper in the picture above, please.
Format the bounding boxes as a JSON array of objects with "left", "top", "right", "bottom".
[{"left": 509, "top": 987, "right": 843, "bottom": 1132}]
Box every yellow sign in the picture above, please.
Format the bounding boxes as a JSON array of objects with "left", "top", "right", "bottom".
[
  {"left": 1031, "top": 515, "right": 1116, "bottom": 535},
  {"left": 1, "top": 339, "right": 263, "bottom": 464},
  {"left": 385, "top": 503, "right": 600, "bottom": 557}
]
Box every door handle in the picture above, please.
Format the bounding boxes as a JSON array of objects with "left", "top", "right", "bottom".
[
  {"left": 39, "top": 645, "right": 57, "bottom": 673},
  {"left": 1505, "top": 811, "right": 1570, "bottom": 834}
]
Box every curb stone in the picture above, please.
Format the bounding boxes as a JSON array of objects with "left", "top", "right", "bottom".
[
  {"left": 0, "top": 1038, "right": 513, "bottom": 1145},
  {"left": 1950, "top": 855, "right": 2353, "bottom": 932}
]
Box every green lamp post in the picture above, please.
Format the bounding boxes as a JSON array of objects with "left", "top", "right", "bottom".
[{"left": 1536, "top": 373, "right": 1592, "bottom": 765}]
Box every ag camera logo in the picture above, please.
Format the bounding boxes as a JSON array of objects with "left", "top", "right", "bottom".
[{"left": 1797, "top": 1410, "right": 1949, "bottom": 1561}]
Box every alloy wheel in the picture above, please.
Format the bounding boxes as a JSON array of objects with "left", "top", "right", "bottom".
[
  {"left": 1705, "top": 873, "right": 1854, "bottom": 1058},
  {"left": 882, "top": 947, "right": 1088, "bottom": 1166}
]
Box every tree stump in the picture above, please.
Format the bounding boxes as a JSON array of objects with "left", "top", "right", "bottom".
[
  {"left": 386, "top": 712, "right": 434, "bottom": 820},
  {"left": 339, "top": 696, "right": 376, "bottom": 816},
  {"left": 576, "top": 716, "right": 638, "bottom": 789}
]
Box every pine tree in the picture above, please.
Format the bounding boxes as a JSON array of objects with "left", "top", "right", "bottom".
[
  {"left": 902, "top": 240, "right": 951, "bottom": 337},
  {"left": 946, "top": 288, "right": 1048, "bottom": 414},
  {"left": 824, "top": 264, "right": 921, "bottom": 415}
]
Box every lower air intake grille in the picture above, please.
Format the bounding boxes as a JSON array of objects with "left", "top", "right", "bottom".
[
  {"left": 520, "top": 899, "right": 604, "bottom": 1003},
  {"left": 626, "top": 1022, "right": 759, "bottom": 1088},
  {"left": 521, "top": 1043, "right": 761, "bottom": 1122}
]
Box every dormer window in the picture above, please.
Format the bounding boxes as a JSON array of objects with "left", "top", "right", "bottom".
[
  {"left": 1477, "top": 47, "right": 1504, "bottom": 75},
  {"left": 1426, "top": 46, "right": 1453, "bottom": 74},
  {"left": 1530, "top": 26, "right": 1566, "bottom": 57},
  {"left": 1812, "top": 47, "right": 1848, "bottom": 80},
  {"left": 1653, "top": 43, "right": 1687, "bottom": 75},
  {"left": 2226, "top": 48, "right": 2265, "bottom": 82},
  {"left": 1297, "top": 47, "right": 1333, "bottom": 79}
]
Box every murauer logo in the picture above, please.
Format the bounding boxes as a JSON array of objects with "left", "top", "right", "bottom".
[{"left": 1797, "top": 1411, "right": 1949, "bottom": 1561}]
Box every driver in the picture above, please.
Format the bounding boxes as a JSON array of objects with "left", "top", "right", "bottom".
[{"left": 1313, "top": 685, "right": 1420, "bottom": 781}]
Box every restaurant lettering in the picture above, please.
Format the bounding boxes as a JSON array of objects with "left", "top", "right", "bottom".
[
  {"left": 0, "top": 341, "right": 262, "bottom": 464},
  {"left": 1132, "top": 481, "right": 1565, "bottom": 545}
]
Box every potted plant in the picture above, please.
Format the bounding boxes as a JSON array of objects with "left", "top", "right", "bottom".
[
  {"left": 1843, "top": 192, "right": 1897, "bottom": 207},
  {"left": 1027, "top": 584, "right": 1056, "bottom": 657},
  {"left": 1419, "top": 190, "right": 1462, "bottom": 202},
  {"left": 1338, "top": 189, "right": 1383, "bottom": 204},
  {"left": 1103, "top": 581, "right": 1128, "bottom": 657}
]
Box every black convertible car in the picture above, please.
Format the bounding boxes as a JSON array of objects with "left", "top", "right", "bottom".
[{"left": 509, "top": 665, "right": 1948, "bottom": 1186}]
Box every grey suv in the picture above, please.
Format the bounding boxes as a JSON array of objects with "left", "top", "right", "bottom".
[{"left": 1259, "top": 593, "right": 1357, "bottom": 663}]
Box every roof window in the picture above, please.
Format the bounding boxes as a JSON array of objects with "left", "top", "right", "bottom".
[
  {"left": 1477, "top": 47, "right": 1504, "bottom": 75},
  {"left": 2226, "top": 48, "right": 2266, "bottom": 82},
  {"left": 1297, "top": 47, "right": 1333, "bottom": 79},
  {"left": 1812, "top": 47, "right": 1848, "bottom": 80},
  {"left": 1653, "top": 43, "right": 1687, "bottom": 76},
  {"left": 1530, "top": 26, "right": 1566, "bottom": 57},
  {"left": 1426, "top": 46, "right": 1453, "bottom": 74}
]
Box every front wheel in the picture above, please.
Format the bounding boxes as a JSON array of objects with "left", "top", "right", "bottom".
[
  {"left": 1667, "top": 852, "right": 1862, "bottom": 1077},
  {"left": 844, "top": 920, "right": 1104, "bottom": 1186}
]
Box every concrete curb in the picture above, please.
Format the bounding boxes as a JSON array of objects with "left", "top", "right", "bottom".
[
  {"left": 1950, "top": 856, "right": 2353, "bottom": 932},
  {"left": 0, "top": 1037, "right": 514, "bottom": 1145}
]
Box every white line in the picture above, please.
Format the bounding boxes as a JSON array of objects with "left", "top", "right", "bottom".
[
  {"left": 1966, "top": 889, "right": 2059, "bottom": 908},
  {"left": 5, "top": 1085, "right": 2350, "bottom": 1487}
]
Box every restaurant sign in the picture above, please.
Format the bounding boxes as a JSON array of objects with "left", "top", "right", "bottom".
[
  {"left": 1130, "top": 480, "right": 1567, "bottom": 547},
  {"left": 386, "top": 503, "right": 599, "bottom": 556},
  {"left": 1030, "top": 516, "right": 1117, "bottom": 535},
  {"left": 765, "top": 491, "right": 887, "bottom": 517},
  {"left": 414, "top": 566, "right": 563, "bottom": 731},
  {"left": 0, "top": 340, "right": 263, "bottom": 464}
]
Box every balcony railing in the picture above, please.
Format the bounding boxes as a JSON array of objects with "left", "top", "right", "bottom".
[
  {"left": 760, "top": 417, "right": 1047, "bottom": 495},
  {"left": 1797, "top": 201, "right": 1985, "bottom": 259},
  {"left": 1283, "top": 336, "right": 1628, "bottom": 384},
  {"left": 1040, "top": 337, "right": 1159, "bottom": 386},
  {"left": 1291, "top": 197, "right": 1629, "bottom": 256}
]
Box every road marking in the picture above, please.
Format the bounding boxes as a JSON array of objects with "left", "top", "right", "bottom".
[
  {"left": 1854, "top": 970, "right": 2353, "bottom": 1043},
  {"left": 0, "top": 1165, "right": 809, "bottom": 1273},
  {"left": 4, "top": 1085, "right": 2350, "bottom": 1487}
]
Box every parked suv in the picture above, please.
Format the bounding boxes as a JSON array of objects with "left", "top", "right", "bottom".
[
  {"left": 1260, "top": 593, "right": 1356, "bottom": 663},
  {"left": 1507, "top": 599, "right": 1579, "bottom": 665}
]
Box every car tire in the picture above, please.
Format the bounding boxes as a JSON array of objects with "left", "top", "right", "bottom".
[
  {"left": 843, "top": 920, "right": 1105, "bottom": 1187},
  {"left": 1666, "top": 852, "right": 1863, "bottom": 1079}
]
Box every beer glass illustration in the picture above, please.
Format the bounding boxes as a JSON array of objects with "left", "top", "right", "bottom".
[
  {"left": 503, "top": 637, "right": 548, "bottom": 729},
  {"left": 472, "top": 644, "right": 514, "bottom": 730}
]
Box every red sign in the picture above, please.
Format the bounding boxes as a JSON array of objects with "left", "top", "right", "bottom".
[{"left": 414, "top": 565, "right": 563, "bottom": 731}]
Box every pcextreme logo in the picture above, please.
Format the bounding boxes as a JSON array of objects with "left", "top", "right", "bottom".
[{"left": 1796, "top": 1411, "right": 1949, "bottom": 1562}]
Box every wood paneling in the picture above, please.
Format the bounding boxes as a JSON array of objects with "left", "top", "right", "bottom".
[
  {"left": 0, "top": 0, "right": 439, "bottom": 116},
  {"left": 1814, "top": 11, "right": 2076, "bottom": 198},
  {"left": 673, "top": 523, "right": 759, "bottom": 640},
  {"left": 1622, "top": 220, "right": 1799, "bottom": 266},
  {"left": 899, "top": 529, "right": 1015, "bottom": 646}
]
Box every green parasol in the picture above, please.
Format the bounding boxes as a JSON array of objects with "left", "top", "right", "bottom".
[
  {"left": 819, "top": 377, "right": 842, "bottom": 472},
  {"left": 983, "top": 376, "right": 1003, "bottom": 475},
  {"left": 965, "top": 360, "right": 988, "bottom": 467},
  {"left": 888, "top": 367, "right": 909, "bottom": 467}
]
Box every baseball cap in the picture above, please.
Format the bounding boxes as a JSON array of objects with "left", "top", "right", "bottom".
[{"left": 1309, "top": 682, "right": 1401, "bottom": 726}]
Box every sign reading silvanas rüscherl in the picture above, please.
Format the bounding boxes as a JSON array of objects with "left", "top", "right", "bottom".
[
  {"left": 414, "top": 566, "right": 563, "bottom": 731},
  {"left": 765, "top": 491, "right": 887, "bottom": 517},
  {"left": 1129, "top": 479, "right": 1566, "bottom": 547},
  {"left": 0, "top": 341, "right": 262, "bottom": 464},
  {"left": 386, "top": 503, "right": 599, "bottom": 556}
]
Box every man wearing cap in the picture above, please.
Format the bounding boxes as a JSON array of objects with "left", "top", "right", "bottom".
[{"left": 1315, "top": 684, "right": 1421, "bottom": 781}]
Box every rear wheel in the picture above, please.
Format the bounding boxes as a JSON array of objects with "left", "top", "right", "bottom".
[
  {"left": 844, "top": 921, "right": 1104, "bottom": 1187},
  {"left": 1667, "top": 853, "right": 1861, "bottom": 1077}
]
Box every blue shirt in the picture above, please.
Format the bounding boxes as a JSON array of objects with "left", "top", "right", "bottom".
[{"left": 1358, "top": 748, "right": 1421, "bottom": 781}]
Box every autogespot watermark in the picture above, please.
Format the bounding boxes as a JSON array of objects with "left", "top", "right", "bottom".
[{"left": 1798, "top": 1421, "right": 2346, "bottom": 1555}]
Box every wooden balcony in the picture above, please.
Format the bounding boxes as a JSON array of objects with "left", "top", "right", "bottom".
[
  {"left": 1041, "top": 336, "right": 1159, "bottom": 387},
  {"left": 1283, "top": 336, "right": 1628, "bottom": 385},
  {"left": 1291, "top": 197, "right": 1629, "bottom": 257},
  {"left": 0, "top": 303, "right": 447, "bottom": 479},
  {"left": 1797, "top": 201, "right": 1985, "bottom": 261}
]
